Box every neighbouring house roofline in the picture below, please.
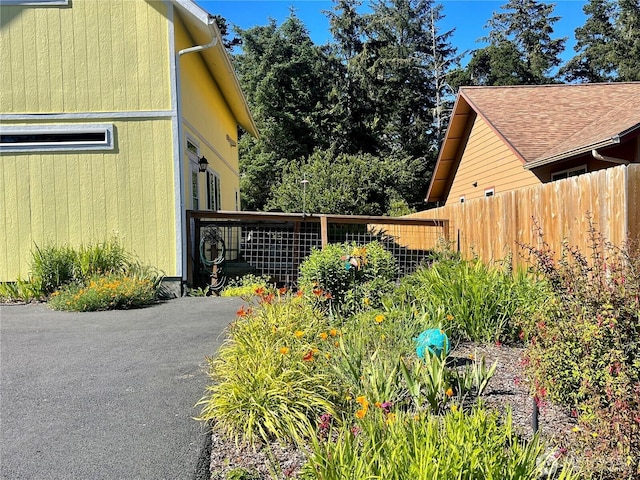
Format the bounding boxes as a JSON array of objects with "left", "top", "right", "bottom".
[
  {"left": 168, "top": 0, "right": 259, "bottom": 138},
  {"left": 425, "top": 83, "right": 640, "bottom": 203}
]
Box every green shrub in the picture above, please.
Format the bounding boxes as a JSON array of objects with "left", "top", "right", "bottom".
[
  {"left": 298, "top": 241, "right": 397, "bottom": 312},
  {"left": 302, "top": 407, "right": 579, "bottom": 480},
  {"left": 220, "top": 274, "right": 273, "bottom": 297},
  {"left": 520, "top": 223, "right": 640, "bottom": 477},
  {"left": 48, "top": 272, "right": 160, "bottom": 311}
]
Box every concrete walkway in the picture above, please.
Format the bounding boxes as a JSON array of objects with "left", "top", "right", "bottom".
[{"left": 0, "top": 297, "right": 242, "bottom": 480}]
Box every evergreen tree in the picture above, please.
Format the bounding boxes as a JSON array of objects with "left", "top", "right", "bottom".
[
  {"left": 454, "top": 0, "right": 566, "bottom": 86},
  {"left": 324, "top": 0, "right": 381, "bottom": 154},
  {"left": 616, "top": 0, "right": 640, "bottom": 80},
  {"left": 561, "top": 0, "right": 640, "bottom": 82},
  {"left": 232, "top": 15, "right": 332, "bottom": 210},
  {"left": 560, "top": 0, "right": 618, "bottom": 82}
]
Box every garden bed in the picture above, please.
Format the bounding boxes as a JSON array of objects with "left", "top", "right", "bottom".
[{"left": 207, "top": 342, "right": 577, "bottom": 479}]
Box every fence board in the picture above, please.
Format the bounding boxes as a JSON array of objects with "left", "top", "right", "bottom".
[{"left": 408, "top": 164, "right": 638, "bottom": 267}]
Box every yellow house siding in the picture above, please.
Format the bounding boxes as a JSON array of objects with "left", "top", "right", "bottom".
[
  {"left": 0, "top": 0, "right": 171, "bottom": 114},
  {"left": 446, "top": 116, "right": 541, "bottom": 205},
  {"left": 174, "top": 14, "right": 241, "bottom": 211},
  {"left": 0, "top": 119, "right": 176, "bottom": 282}
]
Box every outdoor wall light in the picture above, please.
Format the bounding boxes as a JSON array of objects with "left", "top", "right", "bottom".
[{"left": 198, "top": 156, "right": 209, "bottom": 172}]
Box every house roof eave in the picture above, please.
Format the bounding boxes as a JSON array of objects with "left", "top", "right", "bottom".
[{"left": 169, "top": 0, "right": 259, "bottom": 138}]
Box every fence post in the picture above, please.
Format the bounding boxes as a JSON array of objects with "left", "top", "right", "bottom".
[{"left": 320, "top": 215, "right": 328, "bottom": 248}]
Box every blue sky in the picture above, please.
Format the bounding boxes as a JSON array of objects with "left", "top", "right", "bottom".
[{"left": 197, "top": 0, "right": 588, "bottom": 63}]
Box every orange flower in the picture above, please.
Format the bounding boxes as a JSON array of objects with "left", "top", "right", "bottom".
[
  {"left": 356, "top": 396, "right": 369, "bottom": 408},
  {"left": 278, "top": 287, "right": 288, "bottom": 295},
  {"left": 313, "top": 288, "right": 323, "bottom": 296},
  {"left": 296, "top": 290, "right": 304, "bottom": 298},
  {"left": 236, "top": 306, "right": 250, "bottom": 317},
  {"left": 319, "top": 332, "right": 328, "bottom": 340},
  {"left": 355, "top": 409, "right": 367, "bottom": 419},
  {"left": 445, "top": 387, "right": 454, "bottom": 397},
  {"left": 329, "top": 329, "right": 338, "bottom": 337},
  {"left": 279, "top": 347, "right": 290, "bottom": 355},
  {"left": 255, "top": 287, "right": 265, "bottom": 296},
  {"left": 303, "top": 350, "right": 315, "bottom": 362}
]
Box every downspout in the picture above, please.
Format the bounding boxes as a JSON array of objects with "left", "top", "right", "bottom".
[
  {"left": 591, "top": 149, "right": 630, "bottom": 165},
  {"left": 175, "top": 16, "right": 219, "bottom": 292}
]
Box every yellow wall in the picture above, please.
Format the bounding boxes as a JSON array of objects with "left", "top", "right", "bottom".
[
  {"left": 0, "top": 0, "right": 171, "bottom": 113},
  {"left": 0, "top": 0, "right": 178, "bottom": 281},
  {"left": 0, "top": 119, "right": 177, "bottom": 282},
  {"left": 174, "top": 14, "right": 241, "bottom": 212},
  {"left": 446, "top": 116, "right": 540, "bottom": 206}
]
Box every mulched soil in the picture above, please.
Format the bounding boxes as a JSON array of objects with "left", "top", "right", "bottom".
[{"left": 208, "top": 342, "right": 578, "bottom": 479}]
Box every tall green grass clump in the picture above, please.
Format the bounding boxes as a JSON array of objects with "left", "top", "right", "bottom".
[
  {"left": 395, "top": 255, "right": 547, "bottom": 344},
  {"left": 30, "top": 239, "right": 129, "bottom": 295},
  {"left": 302, "top": 407, "right": 579, "bottom": 480},
  {"left": 197, "top": 290, "right": 340, "bottom": 445}
]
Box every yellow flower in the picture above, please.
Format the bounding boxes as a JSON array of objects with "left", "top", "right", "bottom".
[
  {"left": 329, "top": 329, "right": 338, "bottom": 337},
  {"left": 445, "top": 387, "right": 454, "bottom": 397},
  {"left": 375, "top": 314, "right": 384, "bottom": 323},
  {"left": 334, "top": 341, "right": 340, "bottom": 347},
  {"left": 294, "top": 330, "right": 304, "bottom": 338},
  {"left": 591, "top": 432, "right": 598, "bottom": 438},
  {"left": 319, "top": 332, "right": 328, "bottom": 340},
  {"left": 279, "top": 347, "right": 290, "bottom": 355},
  {"left": 446, "top": 314, "right": 454, "bottom": 321},
  {"left": 572, "top": 427, "right": 580, "bottom": 433},
  {"left": 346, "top": 395, "right": 352, "bottom": 401},
  {"left": 325, "top": 353, "right": 331, "bottom": 360},
  {"left": 385, "top": 413, "right": 396, "bottom": 425},
  {"left": 451, "top": 404, "right": 458, "bottom": 412},
  {"left": 363, "top": 298, "right": 370, "bottom": 305},
  {"left": 380, "top": 334, "right": 386, "bottom": 341}
]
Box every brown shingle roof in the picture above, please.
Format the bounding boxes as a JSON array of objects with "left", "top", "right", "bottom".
[
  {"left": 426, "top": 82, "right": 640, "bottom": 203},
  {"left": 461, "top": 82, "right": 640, "bottom": 166}
]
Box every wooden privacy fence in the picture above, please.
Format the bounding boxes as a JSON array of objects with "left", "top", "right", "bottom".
[
  {"left": 185, "top": 211, "right": 449, "bottom": 289},
  {"left": 404, "top": 164, "right": 640, "bottom": 267}
]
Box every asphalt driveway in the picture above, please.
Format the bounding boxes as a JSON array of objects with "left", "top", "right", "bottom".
[{"left": 0, "top": 297, "right": 242, "bottom": 480}]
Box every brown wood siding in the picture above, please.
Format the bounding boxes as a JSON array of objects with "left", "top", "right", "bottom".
[
  {"left": 406, "top": 164, "right": 637, "bottom": 267},
  {"left": 446, "top": 116, "right": 541, "bottom": 205}
]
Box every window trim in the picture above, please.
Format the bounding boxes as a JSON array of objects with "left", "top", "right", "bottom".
[
  {"left": 1, "top": 0, "right": 69, "bottom": 5},
  {"left": 186, "top": 135, "right": 200, "bottom": 210},
  {"left": 207, "top": 169, "right": 221, "bottom": 211},
  {"left": 0, "top": 124, "right": 114, "bottom": 152},
  {"left": 551, "top": 165, "right": 587, "bottom": 181}
]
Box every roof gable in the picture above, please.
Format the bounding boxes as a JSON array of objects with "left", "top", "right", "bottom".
[{"left": 426, "top": 82, "right": 640, "bottom": 203}]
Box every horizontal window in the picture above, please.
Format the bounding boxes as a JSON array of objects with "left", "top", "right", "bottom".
[
  {"left": 551, "top": 165, "right": 587, "bottom": 181},
  {"left": 0, "top": 124, "right": 114, "bottom": 152},
  {"left": 1, "top": 1, "right": 69, "bottom": 5}
]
